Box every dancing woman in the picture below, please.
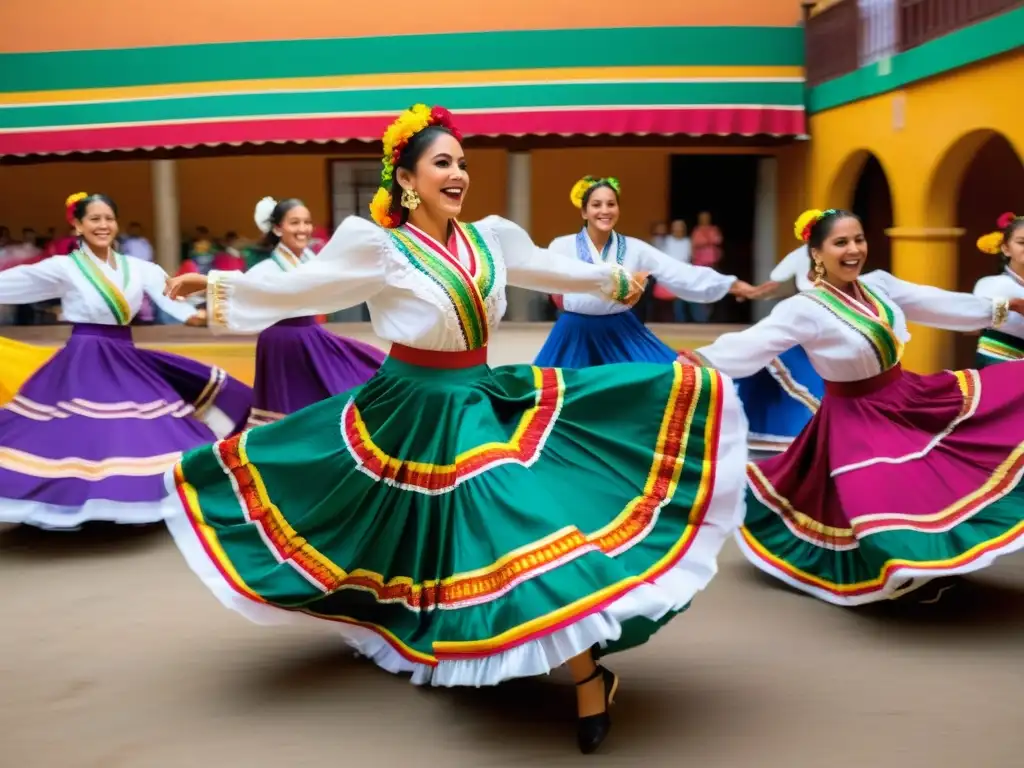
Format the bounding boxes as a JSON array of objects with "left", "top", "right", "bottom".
[
  {"left": 685, "top": 208, "right": 1024, "bottom": 606},
  {"left": 733, "top": 231, "right": 826, "bottom": 452},
  {"left": 245, "top": 197, "right": 384, "bottom": 427},
  {"left": 161, "top": 105, "right": 748, "bottom": 753},
  {"left": 974, "top": 212, "right": 1024, "bottom": 367},
  {"left": 534, "top": 176, "right": 755, "bottom": 367},
  {"left": 0, "top": 193, "right": 252, "bottom": 530}
]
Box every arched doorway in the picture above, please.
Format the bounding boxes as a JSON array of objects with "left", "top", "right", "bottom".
[
  {"left": 825, "top": 149, "right": 894, "bottom": 273},
  {"left": 850, "top": 155, "right": 894, "bottom": 274},
  {"left": 952, "top": 132, "right": 1024, "bottom": 367}
]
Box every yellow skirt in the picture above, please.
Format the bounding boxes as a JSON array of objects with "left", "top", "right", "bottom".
[{"left": 0, "top": 336, "right": 55, "bottom": 406}]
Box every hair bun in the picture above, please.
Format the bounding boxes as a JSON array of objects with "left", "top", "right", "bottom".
[
  {"left": 976, "top": 231, "right": 1005, "bottom": 255},
  {"left": 254, "top": 197, "right": 277, "bottom": 234},
  {"left": 793, "top": 209, "right": 824, "bottom": 242}
]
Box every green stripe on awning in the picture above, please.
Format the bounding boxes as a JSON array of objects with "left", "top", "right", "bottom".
[{"left": 0, "top": 26, "right": 805, "bottom": 93}]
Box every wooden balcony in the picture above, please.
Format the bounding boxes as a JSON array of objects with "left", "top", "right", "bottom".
[{"left": 805, "top": 0, "right": 1021, "bottom": 86}]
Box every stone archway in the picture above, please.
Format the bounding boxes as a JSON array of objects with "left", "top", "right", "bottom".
[{"left": 943, "top": 131, "right": 1024, "bottom": 367}]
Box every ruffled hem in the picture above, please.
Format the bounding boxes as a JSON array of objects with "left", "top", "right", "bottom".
[
  {"left": 161, "top": 379, "right": 748, "bottom": 686},
  {"left": 734, "top": 525, "right": 1024, "bottom": 607},
  {"left": 0, "top": 497, "right": 168, "bottom": 530}
]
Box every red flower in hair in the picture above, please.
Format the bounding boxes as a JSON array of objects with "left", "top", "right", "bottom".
[
  {"left": 997, "top": 211, "right": 1018, "bottom": 229},
  {"left": 430, "top": 106, "right": 463, "bottom": 142}
]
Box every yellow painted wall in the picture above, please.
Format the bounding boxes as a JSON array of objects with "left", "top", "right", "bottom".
[{"left": 807, "top": 49, "right": 1024, "bottom": 372}]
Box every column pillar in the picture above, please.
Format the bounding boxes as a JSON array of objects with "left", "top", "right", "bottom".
[
  {"left": 151, "top": 159, "right": 181, "bottom": 274},
  {"left": 886, "top": 226, "right": 964, "bottom": 372},
  {"left": 752, "top": 157, "right": 778, "bottom": 321},
  {"left": 504, "top": 151, "right": 536, "bottom": 321}
]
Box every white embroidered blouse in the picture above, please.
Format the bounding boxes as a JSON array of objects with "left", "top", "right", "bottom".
[
  {"left": 547, "top": 229, "right": 736, "bottom": 316},
  {"left": 770, "top": 245, "right": 815, "bottom": 293},
  {"left": 0, "top": 245, "right": 196, "bottom": 325},
  {"left": 696, "top": 270, "right": 1009, "bottom": 382},
  {"left": 206, "top": 216, "right": 630, "bottom": 351},
  {"left": 974, "top": 268, "right": 1024, "bottom": 341}
]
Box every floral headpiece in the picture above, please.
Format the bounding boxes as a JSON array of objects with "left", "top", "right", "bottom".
[
  {"left": 570, "top": 176, "right": 621, "bottom": 209},
  {"left": 65, "top": 191, "right": 88, "bottom": 225},
  {"left": 368, "top": 104, "right": 463, "bottom": 228},
  {"left": 977, "top": 211, "right": 1023, "bottom": 255},
  {"left": 793, "top": 208, "right": 837, "bottom": 242},
  {"left": 254, "top": 196, "right": 277, "bottom": 234}
]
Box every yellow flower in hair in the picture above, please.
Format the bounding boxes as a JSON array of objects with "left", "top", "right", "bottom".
[
  {"left": 793, "top": 209, "right": 824, "bottom": 242},
  {"left": 976, "top": 231, "right": 1005, "bottom": 255},
  {"left": 369, "top": 187, "right": 398, "bottom": 228},
  {"left": 65, "top": 192, "right": 88, "bottom": 208},
  {"left": 570, "top": 178, "right": 594, "bottom": 209}
]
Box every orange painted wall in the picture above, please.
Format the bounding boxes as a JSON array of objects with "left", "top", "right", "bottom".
[
  {"left": 0, "top": 1, "right": 803, "bottom": 52},
  {"left": 0, "top": 147, "right": 801, "bottom": 261},
  {"left": 174, "top": 149, "right": 508, "bottom": 238},
  {"left": 0, "top": 160, "right": 153, "bottom": 234}
]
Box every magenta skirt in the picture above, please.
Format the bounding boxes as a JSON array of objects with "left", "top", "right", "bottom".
[{"left": 738, "top": 361, "right": 1024, "bottom": 605}]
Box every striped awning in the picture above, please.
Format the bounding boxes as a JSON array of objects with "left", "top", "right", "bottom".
[{"left": 0, "top": 27, "right": 807, "bottom": 157}]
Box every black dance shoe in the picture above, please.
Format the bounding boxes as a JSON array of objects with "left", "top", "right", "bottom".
[{"left": 575, "top": 664, "right": 619, "bottom": 754}]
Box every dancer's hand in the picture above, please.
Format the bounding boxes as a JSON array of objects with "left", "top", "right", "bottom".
[
  {"left": 1009, "top": 298, "right": 1024, "bottom": 317},
  {"left": 165, "top": 273, "right": 208, "bottom": 300},
  {"left": 185, "top": 309, "right": 208, "bottom": 327},
  {"left": 728, "top": 280, "right": 759, "bottom": 302},
  {"left": 624, "top": 271, "right": 650, "bottom": 306}
]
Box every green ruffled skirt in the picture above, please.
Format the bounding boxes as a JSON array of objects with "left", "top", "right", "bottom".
[{"left": 163, "top": 356, "right": 747, "bottom": 686}]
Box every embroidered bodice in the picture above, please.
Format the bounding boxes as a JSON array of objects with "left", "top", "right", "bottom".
[
  {"left": 548, "top": 229, "right": 736, "bottom": 316},
  {"left": 697, "top": 270, "right": 1008, "bottom": 382},
  {"left": 0, "top": 245, "right": 196, "bottom": 325},
  {"left": 975, "top": 268, "right": 1024, "bottom": 340},
  {"left": 206, "top": 216, "right": 628, "bottom": 351}
]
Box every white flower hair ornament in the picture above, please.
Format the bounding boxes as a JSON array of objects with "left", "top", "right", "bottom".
[{"left": 254, "top": 196, "right": 277, "bottom": 234}]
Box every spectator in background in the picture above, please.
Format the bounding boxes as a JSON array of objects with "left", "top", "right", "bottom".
[
  {"left": 655, "top": 220, "right": 708, "bottom": 323},
  {"left": 649, "top": 221, "right": 668, "bottom": 251},
  {"left": 689, "top": 211, "right": 724, "bottom": 323},
  {"left": 212, "top": 231, "right": 247, "bottom": 271}
]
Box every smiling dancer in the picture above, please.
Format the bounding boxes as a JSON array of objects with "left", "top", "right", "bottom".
[
  {"left": 974, "top": 212, "right": 1024, "bottom": 367},
  {"left": 160, "top": 105, "right": 748, "bottom": 754},
  {"left": 0, "top": 192, "right": 251, "bottom": 530},
  {"left": 534, "top": 176, "right": 756, "bottom": 367},
  {"left": 684, "top": 207, "right": 1024, "bottom": 606},
  {"left": 244, "top": 196, "right": 384, "bottom": 427}
]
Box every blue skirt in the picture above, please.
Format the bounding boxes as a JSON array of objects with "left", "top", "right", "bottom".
[
  {"left": 534, "top": 311, "right": 678, "bottom": 368},
  {"left": 734, "top": 345, "right": 823, "bottom": 452}
]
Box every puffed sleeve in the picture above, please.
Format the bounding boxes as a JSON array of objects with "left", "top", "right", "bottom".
[
  {"left": 632, "top": 238, "right": 736, "bottom": 303},
  {"left": 972, "top": 275, "right": 1003, "bottom": 301},
  {"left": 0, "top": 257, "right": 68, "bottom": 304},
  {"left": 206, "top": 217, "right": 388, "bottom": 334},
  {"left": 864, "top": 270, "right": 1008, "bottom": 332},
  {"left": 694, "top": 298, "right": 815, "bottom": 379},
  {"left": 769, "top": 246, "right": 809, "bottom": 282},
  {"left": 139, "top": 260, "right": 198, "bottom": 324},
  {"left": 480, "top": 216, "right": 628, "bottom": 298}
]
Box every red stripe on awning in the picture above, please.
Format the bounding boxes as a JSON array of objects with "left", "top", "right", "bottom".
[{"left": 0, "top": 108, "right": 805, "bottom": 157}]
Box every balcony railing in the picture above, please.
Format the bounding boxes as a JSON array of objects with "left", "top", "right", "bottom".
[{"left": 805, "top": 0, "right": 1022, "bottom": 86}]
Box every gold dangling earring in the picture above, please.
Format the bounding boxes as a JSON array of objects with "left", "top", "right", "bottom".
[
  {"left": 813, "top": 260, "right": 826, "bottom": 283},
  {"left": 400, "top": 188, "right": 421, "bottom": 211}
]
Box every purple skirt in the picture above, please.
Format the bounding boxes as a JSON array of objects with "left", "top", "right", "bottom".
[
  {"left": 248, "top": 317, "right": 384, "bottom": 427},
  {"left": 0, "top": 323, "right": 252, "bottom": 529},
  {"left": 738, "top": 361, "right": 1024, "bottom": 605}
]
